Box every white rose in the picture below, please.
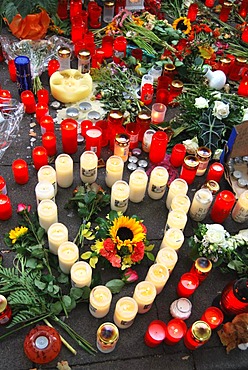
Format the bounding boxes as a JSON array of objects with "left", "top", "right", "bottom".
[
  {"left": 183, "top": 137, "right": 199, "bottom": 154},
  {"left": 194, "top": 97, "right": 209, "bottom": 109},
  {"left": 212, "top": 101, "right": 230, "bottom": 119},
  {"left": 205, "top": 224, "right": 226, "bottom": 244}
]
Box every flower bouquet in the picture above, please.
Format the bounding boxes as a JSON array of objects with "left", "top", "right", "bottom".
[{"left": 82, "top": 211, "right": 155, "bottom": 270}]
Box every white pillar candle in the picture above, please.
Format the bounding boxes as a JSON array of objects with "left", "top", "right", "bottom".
[
  {"left": 113, "top": 297, "right": 138, "bottom": 329},
  {"left": 38, "top": 165, "right": 57, "bottom": 195},
  {"left": 160, "top": 228, "right": 184, "bottom": 251},
  {"left": 47, "top": 222, "right": 69, "bottom": 255},
  {"left": 111, "top": 180, "right": 130, "bottom": 213},
  {"left": 70, "top": 261, "right": 92, "bottom": 288},
  {"left": 189, "top": 188, "right": 213, "bottom": 221},
  {"left": 89, "top": 285, "right": 112, "bottom": 318},
  {"left": 35, "top": 181, "right": 55, "bottom": 205},
  {"left": 129, "top": 169, "right": 148, "bottom": 203},
  {"left": 80, "top": 150, "right": 98, "bottom": 184},
  {"left": 37, "top": 199, "right": 58, "bottom": 232},
  {"left": 132, "top": 281, "right": 156, "bottom": 314},
  {"left": 55, "top": 154, "right": 73, "bottom": 188},
  {"left": 155, "top": 247, "right": 178, "bottom": 274},
  {"left": 57, "top": 241, "right": 79, "bottom": 274},
  {"left": 105, "top": 155, "right": 124, "bottom": 188},
  {"left": 145, "top": 263, "right": 169, "bottom": 295},
  {"left": 148, "top": 166, "right": 169, "bottom": 200},
  {"left": 231, "top": 190, "right": 248, "bottom": 223},
  {"left": 166, "top": 209, "right": 187, "bottom": 231},
  {"left": 171, "top": 194, "right": 191, "bottom": 214},
  {"left": 166, "top": 178, "right": 188, "bottom": 209}
]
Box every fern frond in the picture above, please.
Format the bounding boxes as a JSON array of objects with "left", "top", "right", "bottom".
[
  {"left": 7, "top": 309, "right": 46, "bottom": 328},
  {"left": 8, "top": 290, "right": 40, "bottom": 306}
]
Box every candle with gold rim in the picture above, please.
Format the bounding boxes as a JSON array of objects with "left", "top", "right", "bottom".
[
  {"left": 47, "top": 222, "right": 68, "bottom": 255},
  {"left": 57, "top": 242, "right": 79, "bottom": 274},
  {"left": 160, "top": 228, "right": 184, "bottom": 251},
  {"left": 89, "top": 285, "right": 112, "bottom": 318},
  {"left": 148, "top": 166, "right": 169, "bottom": 200},
  {"left": 70, "top": 261, "right": 92, "bottom": 288},
  {"left": 38, "top": 165, "right": 57, "bottom": 195},
  {"left": 111, "top": 180, "right": 130, "bottom": 213},
  {"left": 113, "top": 297, "right": 138, "bottom": 329},
  {"left": 37, "top": 199, "right": 58, "bottom": 232},
  {"left": 55, "top": 154, "right": 73, "bottom": 188},
  {"left": 105, "top": 155, "right": 124, "bottom": 188},
  {"left": 166, "top": 178, "right": 188, "bottom": 209},
  {"left": 80, "top": 151, "right": 98, "bottom": 184},
  {"left": 133, "top": 281, "right": 157, "bottom": 314},
  {"left": 145, "top": 263, "right": 169, "bottom": 294},
  {"left": 155, "top": 247, "right": 178, "bottom": 274},
  {"left": 129, "top": 169, "right": 148, "bottom": 203}
]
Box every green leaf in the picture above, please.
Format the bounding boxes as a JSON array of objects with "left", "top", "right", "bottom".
[
  {"left": 70, "top": 287, "right": 84, "bottom": 300},
  {"left": 145, "top": 244, "right": 155, "bottom": 252},
  {"left": 57, "top": 273, "right": 69, "bottom": 284},
  {"left": 146, "top": 252, "right": 155, "bottom": 261},
  {"left": 105, "top": 279, "right": 125, "bottom": 294},
  {"left": 37, "top": 227, "right": 45, "bottom": 241},
  {"left": 62, "top": 295, "right": 72, "bottom": 308},
  {"left": 26, "top": 258, "right": 38, "bottom": 269},
  {"left": 50, "top": 301, "right": 63, "bottom": 315},
  {"left": 34, "top": 279, "right": 47, "bottom": 290}
]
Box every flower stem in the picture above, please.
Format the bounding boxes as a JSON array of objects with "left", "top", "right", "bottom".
[{"left": 43, "top": 319, "right": 77, "bottom": 355}]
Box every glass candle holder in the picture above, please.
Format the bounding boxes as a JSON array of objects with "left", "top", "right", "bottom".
[
  {"left": 57, "top": 46, "right": 71, "bottom": 70},
  {"left": 96, "top": 322, "right": 119, "bottom": 353},
  {"left": 47, "top": 222, "right": 68, "bottom": 255},
  {"left": 61, "top": 118, "right": 78, "bottom": 154},
  {"left": 180, "top": 155, "right": 199, "bottom": 185},
  {"left": 89, "top": 286, "right": 112, "bottom": 319},
  {"left": 48, "top": 59, "right": 60, "bottom": 77},
  {"left": 38, "top": 165, "right": 57, "bottom": 196},
  {"left": 205, "top": 0, "right": 215, "bottom": 7},
  {"left": 55, "top": 154, "right": 73, "bottom": 188},
  {"left": 71, "top": 15, "right": 86, "bottom": 43},
  {"left": 210, "top": 190, "right": 236, "bottom": 223},
  {"left": 160, "top": 228, "right": 184, "bottom": 251},
  {"left": 229, "top": 56, "right": 247, "bottom": 81},
  {"left": 196, "top": 146, "right": 212, "bottom": 176},
  {"left": 231, "top": 190, "right": 248, "bottom": 223},
  {"left": 0, "top": 176, "right": 7, "bottom": 195},
  {"left": 163, "top": 63, "right": 176, "bottom": 82},
  {"left": 37, "top": 88, "right": 49, "bottom": 105},
  {"left": 170, "top": 143, "right": 186, "bottom": 167},
  {"left": 164, "top": 319, "right": 187, "bottom": 345},
  {"left": 170, "top": 298, "right": 192, "bottom": 320},
  {"left": 218, "top": 57, "right": 232, "bottom": 75},
  {"left": 206, "top": 162, "right": 224, "bottom": 182},
  {"left": 37, "top": 199, "right": 58, "bottom": 232},
  {"left": 101, "top": 35, "right": 114, "bottom": 58},
  {"left": 71, "top": 261, "right": 92, "bottom": 288},
  {"left": 189, "top": 188, "right": 213, "bottom": 222},
  {"left": 136, "top": 110, "right": 151, "bottom": 142},
  {"left": 35, "top": 181, "right": 55, "bottom": 204},
  {"left": 201, "top": 307, "right": 224, "bottom": 329},
  {"left": 166, "top": 178, "right": 188, "bottom": 209},
  {"left": 142, "top": 129, "right": 155, "bottom": 153},
  {"left": 149, "top": 131, "right": 168, "bottom": 163},
  {"left": 165, "top": 209, "right": 187, "bottom": 231},
  {"left": 144, "top": 320, "right": 167, "bottom": 347},
  {"left": 0, "top": 89, "right": 12, "bottom": 104},
  {"left": 133, "top": 281, "right": 157, "bottom": 314},
  {"left": 176, "top": 272, "right": 199, "bottom": 298},
  {"left": 0, "top": 194, "right": 12, "bottom": 220},
  {"left": 168, "top": 80, "right": 183, "bottom": 106},
  {"left": 0, "top": 295, "right": 12, "bottom": 325},
  {"left": 36, "top": 103, "right": 49, "bottom": 124},
  {"left": 220, "top": 278, "right": 248, "bottom": 316},
  {"left": 145, "top": 263, "right": 169, "bottom": 295},
  {"left": 125, "top": 122, "right": 140, "bottom": 149},
  {"left": 85, "top": 127, "right": 102, "bottom": 158},
  {"left": 151, "top": 103, "right": 167, "bottom": 124},
  {"left": 78, "top": 49, "right": 91, "bottom": 73},
  {"left": 80, "top": 151, "right": 98, "bottom": 184},
  {"left": 32, "top": 146, "right": 48, "bottom": 171},
  {"left": 70, "top": 0, "right": 83, "bottom": 18},
  {"left": 42, "top": 132, "right": 57, "bottom": 157},
  {"left": 103, "top": 1, "right": 115, "bottom": 22},
  {"left": 111, "top": 180, "right": 130, "bottom": 213},
  {"left": 155, "top": 247, "right": 178, "bottom": 274},
  {"left": 8, "top": 59, "right": 17, "bottom": 82},
  {"left": 105, "top": 155, "right": 124, "bottom": 188},
  {"left": 14, "top": 56, "right": 32, "bottom": 94},
  {"left": 190, "top": 257, "right": 212, "bottom": 284},
  {"left": 114, "top": 133, "right": 130, "bottom": 162},
  {"left": 141, "top": 83, "right": 154, "bottom": 105},
  {"left": 184, "top": 321, "right": 211, "bottom": 350},
  {"left": 239, "top": 0, "right": 248, "bottom": 17},
  {"left": 219, "top": 1, "right": 233, "bottom": 22},
  {"left": 12, "top": 159, "right": 29, "bottom": 184},
  {"left": 88, "top": 3, "right": 102, "bottom": 29},
  {"left": 155, "top": 88, "right": 169, "bottom": 105},
  {"left": 141, "top": 74, "right": 154, "bottom": 89},
  {"left": 57, "top": 0, "right": 68, "bottom": 20},
  {"left": 238, "top": 72, "right": 248, "bottom": 97},
  {"left": 170, "top": 194, "right": 191, "bottom": 214},
  {"left": 157, "top": 75, "right": 171, "bottom": 90},
  {"left": 148, "top": 166, "right": 169, "bottom": 200},
  {"left": 108, "top": 110, "right": 124, "bottom": 150},
  {"left": 113, "top": 35, "right": 127, "bottom": 61},
  {"left": 113, "top": 297, "right": 138, "bottom": 329},
  {"left": 57, "top": 241, "right": 79, "bottom": 274},
  {"left": 129, "top": 169, "right": 148, "bottom": 203}
]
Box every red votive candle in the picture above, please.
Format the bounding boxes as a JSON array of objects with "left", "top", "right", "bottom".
[
  {"left": 0, "top": 194, "right": 12, "bottom": 220},
  {"left": 8, "top": 60, "right": 17, "bottom": 82},
  {"left": 37, "top": 88, "right": 49, "bottom": 105},
  {"left": 206, "top": 162, "right": 224, "bottom": 182},
  {"left": 219, "top": 1, "right": 233, "bottom": 22},
  {"left": 210, "top": 190, "right": 236, "bottom": 223},
  {"left": 20, "top": 90, "right": 36, "bottom": 114},
  {"left": 201, "top": 307, "right": 224, "bottom": 329},
  {"left": 113, "top": 36, "right": 127, "bottom": 64},
  {"left": 48, "top": 59, "right": 60, "bottom": 77},
  {"left": 131, "top": 48, "right": 143, "bottom": 61},
  {"left": 155, "top": 88, "right": 169, "bottom": 105},
  {"left": 241, "top": 26, "right": 248, "bottom": 43},
  {"left": 0, "top": 176, "right": 7, "bottom": 195},
  {"left": 239, "top": 0, "right": 248, "bottom": 17},
  {"left": 170, "top": 143, "right": 186, "bottom": 167},
  {"left": 42, "top": 132, "right": 57, "bottom": 157},
  {"left": 95, "top": 119, "right": 108, "bottom": 147},
  {"left": 12, "top": 159, "right": 29, "bottom": 184},
  {"left": 180, "top": 155, "right": 199, "bottom": 185},
  {"left": 164, "top": 319, "right": 187, "bottom": 345},
  {"left": 125, "top": 122, "right": 140, "bottom": 150},
  {"left": 184, "top": 321, "right": 211, "bottom": 350},
  {"left": 177, "top": 273, "right": 199, "bottom": 298},
  {"left": 238, "top": 72, "right": 248, "bottom": 97},
  {"left": 40, "top": 116, "right": 55, "bottom": 134},
  {"left": 149, "top": 131, "right": 168, "bottom": 164},
  {"left": 85, "top": 127, "right": 102, "bottom": 158},
  {"left": 205, "top": 0, "right": 215, "bottom": 7},
  {"left": 190, "top": 257, "right": 212, "bottom": 284},
  {"left": 88, "top": 3, "right": 102, "bottom": 29},
  {"left": 81, "top": 119, "right": 93, "bottom": 137},
  {"left": 187, "top": 3, "right": 198, "bottom": 22},
  {"left": 144, "top": 320, "right": 167, "bottom": 347},
  {"left": 36, "top": 103, "right": 49, "bottom": 124},
  {"left": 32, "top": 146, "right": 48, "bottom": 170},
  {"left": 0, "top": 90, "right": 12, "bottom": 104},
  {"left": 101, "top": 35, "right": 114, "bottom": 58},
  {"left": 61, "top": 118, "right": 78, "bottom": 154}
]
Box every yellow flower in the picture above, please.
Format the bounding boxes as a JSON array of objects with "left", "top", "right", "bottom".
[
  {"left": 172, "top": 17, "right": 191, "bottom": 34},
  {"left": 105, "top": 21, "right": 119, "bottom": 35},
  {"left": 132, "top": 16, "right": 144, "bottom": 27},
  {"left": 109, "top": 216, "right": 145, "bottom": 250},
  {"left": 92, "top": 240, "right": 104, "bottom": 254},
  {"left": 9, "top": 226, "right": 28, "bottom": 244},
  {"left": 198, "top": 45, "right": 215, "bottom": 59}
]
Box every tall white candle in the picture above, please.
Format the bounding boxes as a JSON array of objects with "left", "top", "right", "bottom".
[
  {"left": 160, "top": 228, "right": 184, "bottom": 251},
  {"left": 129, "top": 169, "right": 148, "bottom": 203},
  {"left": 189, "top": 188, "right": 213, "bottom": 221},
  {"left": 37, "top": 199, "right": 58, "bottom": 232},
  {"left": 70, "top": 261, "right": 92, "bottom": 288},
  {"left": 38, "top": 165, "right": 57, "bottom": 195},
  {"left": 35, "top": 181, "right": 55, "bottom": 205},
  {"left": 47, "top": 222, "right": 69, "bottom": 255},
  {"left": 113, "top": 297, "right": 138, "bottom": 329},
  {"left": 111, "top": 180, "right": 130, "bottom": 213},
  {"left": 145, "top": 263, "right": 169, "bottom": 294},
  {"left": 105, "top": 155, "right": 124, "bottom": 188},
  {"left": 232, "top": 190, "right": 248, "bottom": 223},
  {"left": 171, "top": 194, "right": 191, "bottom": 214},
  {"left": 55, "top": 154, "right": 73, "bottom": 188},
  {"left": 57, "top": 241, "right": 79, "bottom": 274},
  {"left": 89, "top": 285, "right": 112, "bottom": 318},
  {"left": 155, "top": 247, "right": 178, "bottom": 274},
  {"left": 80, "top": 151, "right": 98, "bottom": 184},
  {"left": 166, "top": 178, "right": 188, "bottom": 209},
  {"left": 166, "top": 209, "right": 187, "bottom": 231},
  {"left": 148, "top": 166, "right": 169, "bottom": 200},
  {"left": 132, "top": 281, "right": 156, "bottom": 314}
]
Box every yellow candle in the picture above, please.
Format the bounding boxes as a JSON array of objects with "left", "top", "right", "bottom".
[
  {"left": 129, "top": 169, "right": 148, "bottom": 203},
  {"left": 47, "top": 222, "right": 68, "bottom": 255},
  {"left": 35, "top": 181, "right": 55, "bottom": 204},
  {"left": 148, "top": 166, "right": 169, "bottom": 200},
  {"left": 37, "top": 199, "right": 58, "bottom": 232},
  {"left": 231, "top": 190, "right": 248, "bottom": 223},
  {"left": 155, "top": 247, "right": 178, "bottom": 274},
  {"left": 113, "top": 297, "right": 138, "bottom": 329},
  {"left": 160, "top": 228, "right": 184, "bottom": 251},
  {"left": 171, "top": 194, "right": 191, "bottom": 214},
  {"left": 55, "top": 154, "right": 73, "bottom": 188},
  {"left": 111, "top": 180, "right": 130, "bottom": 213},
  {"left": 38, "top": 165, "right": 57, "bottom": 195},
  {"left": 189, "top": 188, "right": 213, "bottom": 221},
  {"left": 58, "top": 241, "right": 79, "bottom": 274},
  {"left": 166, "top": 209, "right": 187, "bottom": 231},
  {"left": 166, "top": 178, "right": 188, "bottom": 209},
  {"left": 145, "top": 263, "right": 169, "bottom": 295},
  {"left": 89, "top": 285, "right": 112, "bottom": 318},
  {"left": 105, "top": 155, "right": 124, "bottom": 188},
  {"left": 80, "top": 151, "right": 98, "bottom": 184},
  {"left": 132, "top": 281, "right": 156, "bottom": 314},
  {"left": 70, "top": 261, "right": 92, "bottom": 288}
]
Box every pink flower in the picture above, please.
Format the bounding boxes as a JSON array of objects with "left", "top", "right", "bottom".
[
  {"left": 122, "top": 268, "right": 138, "bottom": 283},
  {"left": 109, "top": 254, "right": 121, "bottom": 268},
  {"left": 103, "top": 238, "right": 116, "bottom": 252},
  {"left": 17, "top": 203, "right": 31, "bottom": 214}
]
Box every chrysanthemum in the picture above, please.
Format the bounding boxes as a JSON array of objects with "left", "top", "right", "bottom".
[
  {"left": 172, "top": 17, "right": 191, "bottom": 35},
  {"left": 9, "top": 226, "right": 28, "bottom": 244}
]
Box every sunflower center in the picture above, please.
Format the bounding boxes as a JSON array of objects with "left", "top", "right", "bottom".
[
  {"left": 117, "top": 227, "right": 133, "bottom": 241},
  {"left": 177, "top": 20, "right": 188, "bottom": 32}
]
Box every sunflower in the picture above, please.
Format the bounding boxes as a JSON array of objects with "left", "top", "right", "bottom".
[
  {"left": 172, "top": 17, "right": 191, "bottom": 35},
  {"left": 109, "top": 216, "right": 145, "bottom": 251},
  {"left": 9, "top": 226, "right": 28, "bottom": 244}
]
